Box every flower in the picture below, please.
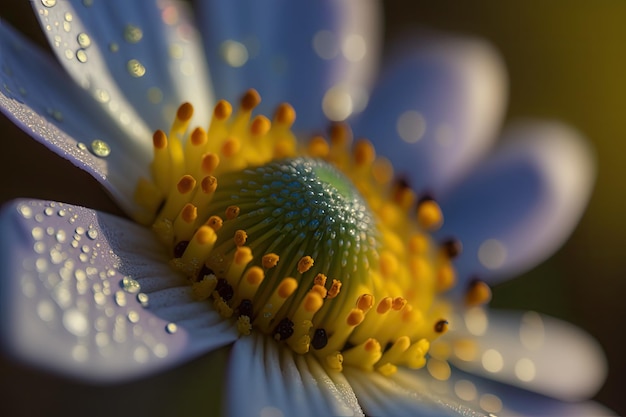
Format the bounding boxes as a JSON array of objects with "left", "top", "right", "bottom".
[{"left": 0, "top": 1, "right": 612, "bottom": 416}]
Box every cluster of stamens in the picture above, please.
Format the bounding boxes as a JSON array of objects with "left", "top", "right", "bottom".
[{"left": 133, "top": 89, "right": 492, "bottom": 376}]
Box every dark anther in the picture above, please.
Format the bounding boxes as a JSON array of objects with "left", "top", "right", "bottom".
[
  {"left": 311, "top": 328, "right": 328, "bottom": 349},
  {"left": 237, "top": 299, "right": 253, "bottom": 318},
  {"left": 173, "top": 240, "right": 189, "bottom": 258},
  {"left": 440, "top": 238, "right": 462, "bottom": 259},
  {"left": 195, "top": 265, "right": 214, "bottom": 282},
  {"left": 273, "top": 318, "right": 294, "bottom": 341},
  {"left": 215, "top": 278, "right": 234, "bottom": 301},
  {"left": 467, "top": 276, "right": 482, "bottom": 290},
  {"left": 434, "top": 319, "right": 449, "bottom": 333},
  {"left": 417, "top": 191, "right": 435, "bottom": 205},
  {"left": 394, "top": 176, "right": 411, "bottom": 190}
]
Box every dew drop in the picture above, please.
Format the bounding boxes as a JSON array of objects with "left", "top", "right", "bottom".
[
  {"left": 18, "top": 205, "right": 33, "bottom": 219},
  {"left": 63, "top": 308, "right": 89, "bottom": 336},
  {"left": 127, "top": 59, "right": 146, "bottom": 77},
  {"left": 76, "top": 142, "right": 88, "bottom": 151},
  {"left": 165, "top": 322, "right": 177, "bottom": 334},
  {"left": 121, "top": 276, "right": 141, "bottom": 294},
  {"left": 77, "top": 33, "right": 91, "bottom": 48},
  {"left": 90, "top": 139, "right": 111, "bottom": 157},
  {"left": 220, "top": 40, "right": 248, "bottom": 67},
  {"left": 76, "top": 49, "right": 88, "bottom": 63},
  {"left": 41, "top": 0, "right": 57, "bottom": 7},
  {"left": 127, "top": 310, "right": 140, "bottom": 323},
  {"left": 114, "top": 290, "right": 127, "bottom": 307},
  {"left": 124, "top": 24, "right": 143, "bottom": 43},
  {"left": 134, "top": 293, "right": 149, "bottom": 309},
  {"left": 87, "top": 229, "right": 98, "bottom": 240}
]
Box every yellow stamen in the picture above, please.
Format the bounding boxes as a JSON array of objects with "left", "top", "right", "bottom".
[
  {"left": 297, "top": 256, "right": 314, "bottom": 274},
  {"left": 262, "top": 253, "right": 280, "bottom": 269},
  {"left": 465, "top": 280, "right": 492, "bottom": 307},
  {"left": 417, "top": 199, "right": 443, "bottom": 231}
]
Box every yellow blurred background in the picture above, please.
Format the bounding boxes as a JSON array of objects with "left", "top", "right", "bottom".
[{"left": 0, "top": 0, "right": 624, "bottom": 415}]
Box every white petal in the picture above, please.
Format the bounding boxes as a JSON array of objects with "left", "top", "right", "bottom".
[
  {"left": 0, "top": 21, "right": 151, "bottom": 216},
  {"left": 197, "top": 0, "right": 382, "bottom": 131},
  {"left": 438, "top": 121, "right": 595, "bottom": 284},
  {"left": 31, "top": 0, "right": 213, "bottom": 132},
  {"left": 446, "top": 308, "right": 607, "bottom": 400},
  {"left": 345, "top": 367, "right": 488, "bottom": 416},
  {"left": 0, "top": 199, "right": 237, "bottom": 382},
  {"left": 353, "top": 33, "right": 507, "bottom": 193},
  {"left": 226, "top": 333, "right": 364, "bottom": 417}
]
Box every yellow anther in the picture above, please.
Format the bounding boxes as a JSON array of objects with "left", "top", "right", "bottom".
[
  {"left": 310, "top": 284, "right": 328, "bottom": 299},
  {"left": 177, "top": 175, "right": 196, "bottom": 194},
  {"left": 256, "top": 278, "right": 298, "bottom": 332},
  {"left": 302, "top": 291, "right": 324, "bottom": 313},
  {"left": 179, "top": 225, "right": 217, "bottom": 274},
  {"left": 237, "top": 315, "right": 252, "bottom": 336},
  {"left": 225, "top": 205, "right": 240, "bottom": 220},
  {"left": 297, "top": 256, "right": 314, "bottom": 274},
  {"left": 436, "top": 264, "right": 456, "bottom": 292},
  {"left": 274, "top": 103, "right": 296, "bottom": 127},
  {"left": 417, "top": 200, "right": 443, "bottom": 231},
  {"left": 234, "top": 246, "right": 253, "bottom": 266},
  {"left": 277, "top": 278, "right": 298, "bottom": 298},
  {"left": 150, "top": 129, "right": 170, "bottom": 194},
  {"left": 190, "top": 126, "right": 207, "bottom": 146},
  {"left": 214, "top": 99, "right": 232, "bottom": 121},
  {"left": 408, "top": 234, "right": 429, "bottom": 255},
  {"left": 330, "top": 123, "right": 352, "bottom": 148},
  {"left": 342, "top": 338, "right": 382, "bottom": 371},
  {"left": 241, "top": 89, "right": 261, "bottom": 111},
  {"left": 307, "top": 135, "right": 330, "bottom": 158},
  {"left": 206, "top": 215, "right": 223, "bottom": 231},
  {"left": 191, "top": 175, "right": 217, "bottom": 211},
  {"left": 325, "top": 353, "right": 344, "bottom": 372},
  {"left": 353, "top": 139, "right": 376, "bottom": 167},
  {"left": 377, "top": 363, "right": 397, "bottom": 377},
  {"left": 314, "top": 273, "right": 327, "bottom": 287},
  {"left": 173, "top": 203, "right": 198, "bottom": 242},
  {"left": 392, "top": 183, "right": 416, "bottom": 211},
  {"left": 227, "top": 246, "right": 253, "bottom": 286},
  {"left": 234, "top": 230, "right": 248, "bottom": 246},
  {"left": 327, "top": 279, "right": 342, "bottom": 299},
  {"left": 201, "top": 153, "right": 220, "bottom": 175},
  {"left": 392, "top": 297, "right": 407, "bottom": 311},
  {"left": 237, "top": 266, "right": 265, "bottom": 302},
  {"left": 262, "top": 253, "right": 280, "bottom": 269},
  {"left": 346, "top": 308, "right": 365, "bottom": 327},
  {"left": 356, "top": 294, "right": 374, "bottom": 312},
  {"left": 221, "top": 136, "right": 241, "bottom": 158},
  {"left": 175, "top": 102, "right": 194, "bottom": 124},
  {"left": 465, "top": 279, "right": 492, "bottom": 307},
  {"left": 372, "top": 157, "right": 393, "bottom": 185},
  {"left": 377, "top": 297, "right": 393, "bottom": 314},
  {"left": 250, "top": 115, "right": 271, "bottom": 137},
  {"left": 201, "top": 176, "right": 218, "bottom": 193},
  {"left": 192, "top": 275, "right": 217, "bottom": 301}
]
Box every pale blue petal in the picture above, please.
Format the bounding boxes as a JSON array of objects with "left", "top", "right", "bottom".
[
  {"left": 197, "top": 0, "right": 381, "bottom": 131},
  {"left": 0, "top": 20, "right": 151, "bottom": 216},
  {"left": 446, "top": 308, "right": 606, "bottom": 401},
  {"left": 344, "top": 367, "right": 488, "bottom": 417},
  {"left": 0, "top": 199, "right": 237, "bottom": 383},
  {"left": 352, "top": 33, "right": 507, "bottom": 193},
  {"left": 416, "top": 367, "right": 615, "bottom": 417},
  {"left": 226, "top": 333, "right": 364, "bottom": 417},
  {"left": 437, "top": 121, "right": 595, "bottom": 284},
  {"left": 31, "top": 0, "right": 213, "bottom": 132}
]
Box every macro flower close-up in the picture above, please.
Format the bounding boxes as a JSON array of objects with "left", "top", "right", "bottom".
[{"left": 0, "top": 1, "right": 620, "bottom": 416}]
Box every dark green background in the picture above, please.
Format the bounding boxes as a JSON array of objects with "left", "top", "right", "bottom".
[{"left": 1, "top": 1, "right": 624, "bottom": 415}]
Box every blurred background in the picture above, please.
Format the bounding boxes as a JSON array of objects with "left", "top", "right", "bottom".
[{"left": 0, "top": 0, "right": 624, "bottom": 415}]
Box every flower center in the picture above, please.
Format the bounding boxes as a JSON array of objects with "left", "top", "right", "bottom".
[{"left": 133, "top": 89, "right": 491, "bottom": 376}]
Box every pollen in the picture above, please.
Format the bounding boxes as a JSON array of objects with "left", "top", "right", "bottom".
[{"left": 134, "top": 89, "right": 465, "bottom": 379}]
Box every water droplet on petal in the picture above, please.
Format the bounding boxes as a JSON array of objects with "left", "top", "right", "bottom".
[
  {"left": 165, "top": 322, "right": 177, "bottom": 334},
  {"left": 90, "top": 139, "right": 111, "bottom": 157},
  {"left": 41, "top": 0, "right": 57, "bottom": 8}
]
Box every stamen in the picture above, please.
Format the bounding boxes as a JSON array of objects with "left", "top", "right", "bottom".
[{"left": 465, "top": 278, "right": 492, "bottom": 306}]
